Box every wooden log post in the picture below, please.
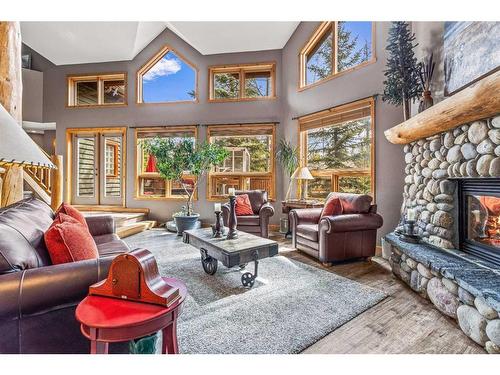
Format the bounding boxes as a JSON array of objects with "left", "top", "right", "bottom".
[
  {"left": 50, "top": 155, "right": 64, "bottom": 211},
  {"left": 0, "top": 21, "right": 24, "bottom": 207}
]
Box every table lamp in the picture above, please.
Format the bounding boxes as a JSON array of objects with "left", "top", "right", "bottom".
[{"left": 291, "top": 166, "right": 314, "bottom": 201}]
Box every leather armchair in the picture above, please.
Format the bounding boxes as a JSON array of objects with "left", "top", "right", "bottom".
[
  {"left": 0, "top": 198, "right": 129, "bottom": 353},
  {"left": 290, "top": 192, "right": 383, "bottom": 264},
  {"left": 222, "top": 190, "right": 275, "bottom": 238}
]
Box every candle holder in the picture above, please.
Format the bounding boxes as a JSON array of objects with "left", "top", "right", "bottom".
[
  {"left": 400, "top": 219, "right": 421, "bottom": 243},
  {"left": 226, "top": 195, "right": 238, "bottom": 240},
  {"left": 212, "top": 211, "right": 223, "bottom": 238}
]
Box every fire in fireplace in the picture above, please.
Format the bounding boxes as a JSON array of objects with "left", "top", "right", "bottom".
[{"left": 457, "top": 178, "right": 500, "bottom": 265}]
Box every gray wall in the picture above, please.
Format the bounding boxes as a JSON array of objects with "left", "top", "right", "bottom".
[
  {"left": 37, "top": 27, "right": 282, "bottom": 223},
  {"left": 281, "top": 22, "right": 405, "bottom": 242},
  {"left": 31, "top": 22, "right": 409, "bottom": 240}
]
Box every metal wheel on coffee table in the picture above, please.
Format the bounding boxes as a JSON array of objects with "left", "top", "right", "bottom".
[
  {"left": 241, "top": 272, "right": 255, "bottom": 287},
  {"left": 200, "top": 249, "right": 218, "bottom": 275}
]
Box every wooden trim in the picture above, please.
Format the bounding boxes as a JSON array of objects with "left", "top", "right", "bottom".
[
  {"left": 133, "top": 125, "right": 199, "bottom": 201},
  {"left": 208, "top": 62, "right": 277, "bottom": 102},
  {"left": 298, "top": 22, "right": 377, "bottom": 91},
  {"left": 298, "top": 97, "right": 376, "bottom": 201},
  {"left": 65, "top": 127, "right": 127, "bottom": 207},
  {"left": 206, "top": 123, "right": 276, "bottom": 200},
  {"left": 66, "top": 72, "right": 127, "bottom": 108},
  {"left": 73, "top": 205, "right": 149, "bottom": 214},
  {"left": 384, "top": 70, "right": 500, "bottom": 144},
  {"left": 136, "top": 45, "right": 199, "bottom": 104}
]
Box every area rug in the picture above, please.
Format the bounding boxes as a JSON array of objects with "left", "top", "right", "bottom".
[{"left": 124, "top": 230, "right": 386, "bottom": 354}]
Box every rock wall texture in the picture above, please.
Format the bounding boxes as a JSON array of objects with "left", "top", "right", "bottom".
[
  {"left": 384, "top": 241, "right": 500, "bottom": 353},
  {"left": 401, "top": 115, "right": 500, "bottom": 249}
]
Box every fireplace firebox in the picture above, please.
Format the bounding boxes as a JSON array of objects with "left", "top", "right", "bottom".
[{"left": 456, "top": 178, "right": 500, "bottom": 265}]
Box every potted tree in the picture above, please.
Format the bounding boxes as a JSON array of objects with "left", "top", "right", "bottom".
[
  {"left": 143, "top": 137, "right": 228, "bottom": 235},
  {"left": 276, "top": 139, "right": 299, "bottom": 200}
]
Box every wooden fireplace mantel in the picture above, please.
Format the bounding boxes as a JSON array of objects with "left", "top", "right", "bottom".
[{"left": 384, "top": 70, "right": 500, "bottom": 145}]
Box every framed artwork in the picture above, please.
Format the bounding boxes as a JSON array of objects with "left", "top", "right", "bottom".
[{"left": 444, "top": 22, "right": 500, "bottom": 96}]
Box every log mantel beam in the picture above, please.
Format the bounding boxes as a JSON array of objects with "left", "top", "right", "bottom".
[{"left": 384, "top": 70, "right": 500, "bottom": 145}]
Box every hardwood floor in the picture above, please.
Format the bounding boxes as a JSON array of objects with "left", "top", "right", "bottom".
[{"left": 270, "top": 233, "right": 485, "bottom": 354}]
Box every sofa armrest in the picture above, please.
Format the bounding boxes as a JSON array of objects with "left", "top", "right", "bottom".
[
  {"left": 0, "top": 257, "right": 114, "bottom": 320},
  {"left": 85, "top": 215, "right": 115, "bottom": 237},
  {"left": 289, "top": 208, "right": 322, "bottom": 225},
  {"left": 319, "top": 213, "right": 383, "bottom": 234},
  {"left": 259, "top": 202, "right": 274, "bottom": 218}
]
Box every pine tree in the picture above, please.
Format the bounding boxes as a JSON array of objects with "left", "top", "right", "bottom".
[{"left": 382, "top": 21, "right": 422, "bottom": 120}]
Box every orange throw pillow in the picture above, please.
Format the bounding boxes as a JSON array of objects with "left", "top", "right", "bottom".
[
  {"left": 235, "top": 194, "right": 254, "bottom": 216},
  {"left": 44, "top": 213, "right": 98, "bottom": 265},
  {"left": 321, "top": 196, "right": 343, "bottom": 218},
  {"left": 55, "top": 202, "right": 88, "bottom": 228}
]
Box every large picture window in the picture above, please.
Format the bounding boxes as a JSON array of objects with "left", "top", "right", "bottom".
[
  {"left": 209, "top": 62, "right": 276, "bottom": 102},
  {"left": 299, "top": 98, "right": 375, "bottom": 200},
  {"left": 67, "top": 73, "right": 126, "bottom": 107},
  {"left": 299, "top": 21, "right": 375, "bottom": 89},
  {"left": 135, "top": 126, "right": 198, "bottom": 200},
  {"left": 137, "top": 46, "right": 197, "bottom": 104},
  {"left": 207, "top": 124, "right": 276, "bottom": 200}
]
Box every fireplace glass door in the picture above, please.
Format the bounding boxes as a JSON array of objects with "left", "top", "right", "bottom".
[{"left": 466, "top": 194, "right": 500, "bottom": 251}]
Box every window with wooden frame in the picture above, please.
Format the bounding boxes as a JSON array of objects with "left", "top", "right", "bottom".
[
  {"left": 299, "top": 97, "right": 375, "bottom": 200},
  {"left": 67, "top": 73, "right": 126, "bottom": 107},
  {"left": 207, "top": 123, "right": 276, "bottom": 200},
  {"left": 135, "top": 126, "right": 198, "bottom": 200},
  {"left": 137, "top": 46, "right": 198, "bottom": 104},
  {"left": 299, "top": 22, "right": 375, "bottom": 89},
  {"left": 209, "top": 62, "right": 276, "bottom": 102}
]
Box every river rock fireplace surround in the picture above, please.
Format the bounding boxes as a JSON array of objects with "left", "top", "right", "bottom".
[{"left": 382, "top": 113, "right": 500, "bottom": 354}]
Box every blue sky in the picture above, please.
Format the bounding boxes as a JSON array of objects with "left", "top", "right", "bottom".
[{"left": 142, "top": 51, "right": 196, "bottom": 103}]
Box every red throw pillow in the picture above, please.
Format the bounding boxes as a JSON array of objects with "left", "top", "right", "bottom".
[
  {"left": 55, "top": 202, "right": 88, "bottom": 228},
  {"left": 44, "top": 213, "right": 98, "bottom": 265},
  {"left": 321, "top": 196, "right": 343, "bottom": 218},
  {"left": 235, "top": 194, "right": 254, "bottom": 216}
]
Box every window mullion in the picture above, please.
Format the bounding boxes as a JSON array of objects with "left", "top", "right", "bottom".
[{"left": 333, "top": 22, "right": 338, "bottom": 75}]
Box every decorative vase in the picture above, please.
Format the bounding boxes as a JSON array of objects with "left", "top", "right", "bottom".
[
  {"left": 174, "top": 213, "right": 200, "bottom": 236},
  {"left": 418, "top": 90, "right": 434, "bottom": 113}
]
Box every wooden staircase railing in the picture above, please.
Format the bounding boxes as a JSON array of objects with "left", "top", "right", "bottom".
[{"left": 23, "top": 147, "right": 63, "bottom": 210}]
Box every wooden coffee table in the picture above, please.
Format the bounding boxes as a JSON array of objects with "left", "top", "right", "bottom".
[{"left": 183, "top": 228, "right": 278, "bottom": 288}]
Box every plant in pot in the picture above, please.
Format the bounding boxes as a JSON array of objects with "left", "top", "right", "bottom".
[
  {"left": 143, "top": 138, "right": 228, "bottom": 236},
  {"left": 276, "top": 139, "right": 299, "bottom": 200}
]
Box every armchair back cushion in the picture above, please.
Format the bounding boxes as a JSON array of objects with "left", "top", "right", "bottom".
[
  {"left": 236, "top": 190, "right": 268, "bottom": 214},
  {"left": 235, "top": 194, "right": 254, "bottom": 216},
  {"left": 0, "top": 198, "right": 54, "bottom": 275},
  {"left": 44, "top": 213, "right": 99, "bottom": 265},
  {"left": 327, "top": 192, "right": 372, "bottom": 214}
]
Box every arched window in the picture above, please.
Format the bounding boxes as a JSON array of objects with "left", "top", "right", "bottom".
[{"left": 137, "top": 46, "right": 197, "bottom": 104}]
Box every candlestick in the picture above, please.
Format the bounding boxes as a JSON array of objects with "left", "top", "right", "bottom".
[
  {"left": 228, "top": 187, "right": 236, "bottom": 197},
  {"left": 214, "top": 203, "right": 221, "bottom": 212},
  {"left": 213, "top": 211, "right": 223, "bottom": 238},
  {"left": 226, "top": 195, "right": 238, "bottom": 240}
]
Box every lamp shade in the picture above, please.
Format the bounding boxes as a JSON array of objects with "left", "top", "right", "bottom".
[
  {"left": 0, "top": 103, "right": 55, "bottom": 168},
  {"left": 291, "top": 166, "right": 314, "bottom": 180}
]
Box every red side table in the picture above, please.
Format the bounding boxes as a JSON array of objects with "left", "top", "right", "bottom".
[{"left": 76, "top": 277, "right": 187, "bottom": 354}]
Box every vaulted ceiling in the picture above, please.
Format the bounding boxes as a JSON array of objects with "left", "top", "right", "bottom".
[{"left": 20, "top": 21, "right": 299, "bottom": 66}]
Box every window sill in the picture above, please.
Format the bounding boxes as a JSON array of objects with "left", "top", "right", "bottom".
[
  {"left": 136, "top": 99, "right": 199, "bottom": 105},
  {"left": 134, "top": 196, "right": 198, "bottom": 201},
  {"left": 208, "top": 96, "right": 277, "bottom": 103},
  {"left": 66, "top": 103, "right": 128, "bottom": 109},
  {"left": 298, "top": 58, "right": 376, "bottom": 92}
]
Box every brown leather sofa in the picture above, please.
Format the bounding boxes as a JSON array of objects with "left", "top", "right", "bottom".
[
  {"left": 222, "top": 190, "right": 275, "bottom": 238},
  {"left": 0, "top": 198, "right": 130, "bottom": 354},
  {"left": 289, "top": 192, "right": 383, "bottom": 264}
]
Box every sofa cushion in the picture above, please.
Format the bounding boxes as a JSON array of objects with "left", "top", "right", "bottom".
[
  {"left": 237, "top": 215, "right": 260, "bottom": 226},
  {"left": 235, "top": 194, "right": 254, "bottom": 216},
  {"left": 321, "top": 196, "right": 343, "bottom": 218},
  {"left": 44, "top": 214, "right": 99, "bottom": 265},
  {"left": 296, "top": 224, "right": 319, "bottom": 242},
  {"left": 0, "top": 198, "right": 54, "bottom": 274},
  {"left": 93, "top": 233, "right": 121, "bottom": 245},
  {"left": 97, "top": 240, "right": 130, "bottom": 257},
  {"left": 327, "top": 192, "right": 372, "bottom": 214},
  {"left": 55, "top": 203, "right": 88, "bottom": 228}
]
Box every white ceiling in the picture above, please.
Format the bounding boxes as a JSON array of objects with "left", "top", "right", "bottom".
[
  {"left": 20, "top": 21, "right": 299, "bottom": 65},
  {"left": 166, "top": 22, "right": 299, "bottom": 55},
  {"left": 21, "top": 22, "right": 168, "bottom": 65}
]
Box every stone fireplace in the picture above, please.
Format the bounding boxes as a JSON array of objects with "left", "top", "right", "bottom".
[{"left": 382, "top": 115, "right": 500, "bottom": 354}]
